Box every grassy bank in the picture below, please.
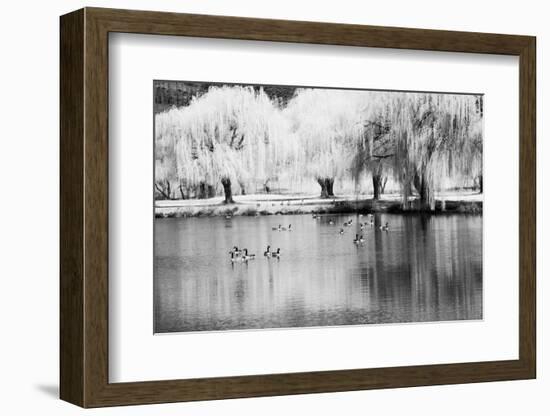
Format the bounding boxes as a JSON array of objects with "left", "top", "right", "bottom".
[{"left": 154, "top": 192, "right": 482, "bottom": 218}]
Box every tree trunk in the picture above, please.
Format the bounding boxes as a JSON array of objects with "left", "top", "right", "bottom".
[
  {"left": 154, "top": 182, "right": 171, "bottom": 200},
  {"left": 414, "top": 172, "right": 434, "bottom": 210},
  {"left": 166, "top": 181, "right": 171, "bottom": 199},
  {"left": 372, "top": 174, "right": 382, "bottom": 200},
  {"left": 325, "top": 178, "right": 335, "bottom": 197},
  {"left": 401, "top": 177, "right": 412, "bottom": 211},
  {"left": 380, "top": 176, "right": 388, "bottom": 194},
  {"left": 317, "top": 178, "right": 329, "bottom": 198},
  {"left": 221, "top": 177, "right": 234, "bottom": 204},
  {"left": 413, "top": 173, "right": 422, "bottom": 198}
]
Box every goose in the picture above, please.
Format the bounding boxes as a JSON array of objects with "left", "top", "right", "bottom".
[
  {"left": 339, "top": 228, "right": 345, "bottom": 235},
  {"left": 229, "top": 246, "right": 243, "bottom": 256},
  {"left": 353, "top": 234, "right": 360, "bottom": 244},
  {"left": 230, "top": 252, "right": 244, "bottom": 263},
  {"left": 270, "top": 248, "right": 281, "bottom": 258},
  {"left": 380, "top": 222, "right": 389, "bottom": 231},
  {"left": 272, "top": 224, "right": 281, "bottom": 231},
  {"left": 243, "top": 248, "right": 256, "bottom": 260},
  {"left": 263, "top": 245, "right": 271, "bottom": 257},
  {"left": 283, "top": 224, "right": 292, "bottom": 231}
]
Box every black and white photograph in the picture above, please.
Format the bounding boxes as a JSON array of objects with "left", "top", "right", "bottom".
[{"left": 153, "top": 80, "right": 483, "bottom": 334}]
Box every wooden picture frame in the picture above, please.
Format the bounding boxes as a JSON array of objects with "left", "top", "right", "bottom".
[{"left": 60, "top": 7, "right": 536, "bottom": 408}]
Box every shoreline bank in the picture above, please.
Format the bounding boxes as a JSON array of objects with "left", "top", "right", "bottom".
[{"left": 154, "top": 192, "right": 482, "bottom": 218}]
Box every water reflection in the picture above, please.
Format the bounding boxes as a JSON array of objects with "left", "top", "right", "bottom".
[{"left": 154, "top": 213, "right": 482, "bottom": 333}]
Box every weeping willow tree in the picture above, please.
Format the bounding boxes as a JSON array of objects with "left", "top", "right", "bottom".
[
  {"left": 284, "top": 89, "right": 364, "bottom": 198},
  {"left": 349, "top": 92, "right": 397, "bottom": 200},
  {"left": 154, "top": 113, "right": 179, "bottom": 199},
  {"left": 390, "top": 93, "right": 483, "bottom": 210},
  {"left": 155, "top": 86, "right": 295, "bottom": 204},
  {"left": 471, "top": 97, "right": 484, "bottom": 193}
]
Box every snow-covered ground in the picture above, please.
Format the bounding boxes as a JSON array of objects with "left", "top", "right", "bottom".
[
  {"left": 154, "top": 191, "right": 482, "bottom": 217},
  {"left": 155, "top": 191, "right": 482, "bottom": 208}
]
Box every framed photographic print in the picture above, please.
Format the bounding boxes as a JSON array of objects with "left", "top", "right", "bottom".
[{"left": 60, "top": 7, "right": 536, "bottom": 407}]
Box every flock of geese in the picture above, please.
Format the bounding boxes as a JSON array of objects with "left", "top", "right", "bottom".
[
  {"left": 314, "top": 213, "right": 390, "bottom": 234},
  {"left": 229, "top": 213, "right": 390, "bottom": 263},
  {"left": 229, "top": 245, "right": 281, "bottom": 262}
]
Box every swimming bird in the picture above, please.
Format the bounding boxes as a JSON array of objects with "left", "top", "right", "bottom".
[
  {"left": 272, "top": 224, "right": 281, "bottom": 231},
  {"left": 380, "top": 222, "right": 389, "bottom": 231},
  {"left": 229, "top": 246, "right": 243, "bottom": 256},
  {"left": 339, "top": 228, "right": 345, "bottom": 235},
  {"left": 353, "top": 234, "right": 365, "bottom": 244},
  {"left": 225, "top": 214, "right": 232, "bottom": 219},
  {"left": 270, "top": 248, "right": 281, "bottom": 258},
  {"left": 243, "top": 248, "right": 256, "bottom": 260},
  {"left": 263, "top": 245, "right": 271, "bottom": 257},
  {"left": 329, "top": 219, "right": 334, "bottom": 225},
  {"left": 230, "top": 252, "right": 245, "bottom": 263}
]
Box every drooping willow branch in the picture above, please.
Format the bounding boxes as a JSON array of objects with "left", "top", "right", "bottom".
[{"left": 155, "top": 182, "right": 172, "bottom": 200}]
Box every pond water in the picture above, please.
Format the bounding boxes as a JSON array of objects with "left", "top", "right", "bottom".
[{"left": 154, "top": 213, "right": 482, "bottom": 333}]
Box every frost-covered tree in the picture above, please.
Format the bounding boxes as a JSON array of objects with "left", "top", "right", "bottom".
[
  {"left": 154, "top": 117, "right": 179, "bottom": 199},
  {"left": 350, "top": 92, "right": 396, "bottom": 200},
  {"left": 284, "top": 88, "right": 364, "bottom": 198},
  {"left": 391, "top": 93, "right": 483, "bottom": 210},
  {"left": 155, "top": 86, "right": 295, "bottom": 203}
]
